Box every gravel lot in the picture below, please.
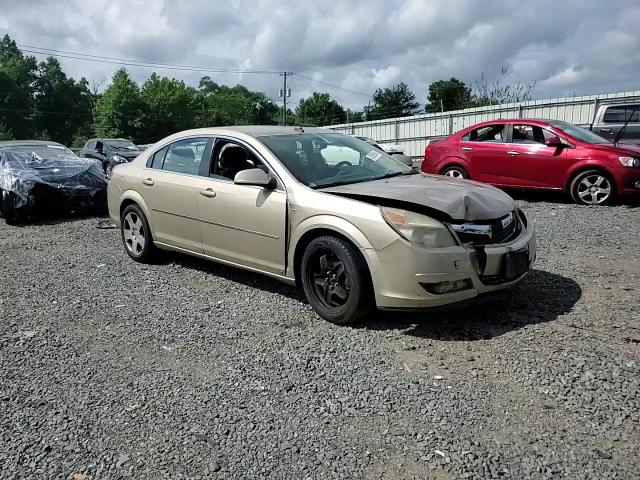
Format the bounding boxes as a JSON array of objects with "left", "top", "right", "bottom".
[{"left": 1, "top": 195, "right": 639, "bottom": 480}]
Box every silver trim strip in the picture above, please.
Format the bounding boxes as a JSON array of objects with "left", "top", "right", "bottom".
[{"left": 151, "top": 208, "right": 279, "bottom": 239}]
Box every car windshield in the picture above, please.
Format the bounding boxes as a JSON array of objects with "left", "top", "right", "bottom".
[
  {"left": 106, "top": 139, "right": 139, "bottom": 151},
  {"left": 258, "top": 133, "right": 414, "bottom": 188},
  {"left": 2, "top": 144, "right": 77, "bottom": 160},
  {"left": 552, "top": 122, "right": 609, "bottom": 144}
]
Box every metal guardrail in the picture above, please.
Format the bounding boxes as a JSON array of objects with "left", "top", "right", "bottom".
[{"left": 329, "top": 90, "right": 640, "bottom": 158}]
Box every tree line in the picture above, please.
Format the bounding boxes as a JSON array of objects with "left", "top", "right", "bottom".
[{"left": 0, "top": 34, "right": 534, "bottom": 147}]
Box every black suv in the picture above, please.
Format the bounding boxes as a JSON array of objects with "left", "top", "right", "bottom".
[{"left": 80, "top": 138, "right": 141, "bottom": 178}]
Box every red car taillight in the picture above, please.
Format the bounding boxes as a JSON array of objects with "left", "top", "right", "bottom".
[{"left": 424, "top": 144, "right": 433, "bottom": 161}]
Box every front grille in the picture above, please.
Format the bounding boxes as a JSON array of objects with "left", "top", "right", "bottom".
[{"left": 450, "top": 211, "right": 520, "bottom": 246}]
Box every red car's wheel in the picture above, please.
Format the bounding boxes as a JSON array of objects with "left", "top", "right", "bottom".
[
  {"left": 441, "top": 166, "right": 469, "bottom": 180},
  {"left": 570, "top": 170, "right": 615, "bottom": 206}
]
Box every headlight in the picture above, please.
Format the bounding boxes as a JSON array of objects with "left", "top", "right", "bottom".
[
  {"left": 112, "top": 154, "right": 126, "bottom": 163},
  {"left": 381, "top": 207, "right": 457, "bottom": 248},
  {"left": 619, "top": 156, "right": 640, "bottom": 168}
]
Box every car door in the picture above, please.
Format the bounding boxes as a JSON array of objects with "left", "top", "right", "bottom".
[
  {"left": 459, "top": 124, "right": 512, "bottom": 184},
  {"left": 197, "top": 138, "right": 287, "bottom": 275},
  {"left": 499, "top": 123, "right": 570, "bottom": 188},
  {"left": 140, "top": 137, "right": 214, "bottom": 253}
]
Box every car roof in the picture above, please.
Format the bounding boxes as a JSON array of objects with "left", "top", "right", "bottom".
[
  {"left": 0, "top": 140, "right": 66, "bottom": 148},
  {"left": 171, "top": 125, "right": 338, "bottom": 138},
  {"left": 464, "top": 118, "right": 565, "bottom": 128}
]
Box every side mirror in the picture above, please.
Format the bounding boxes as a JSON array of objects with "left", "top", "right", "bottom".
[
  {"left": 545, "top": 136, "right": 564, "bottom": 148},
  {"left": 234, "top": 168, "right": 277, "bottom": 189}
]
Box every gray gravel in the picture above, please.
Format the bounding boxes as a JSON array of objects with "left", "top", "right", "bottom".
[{"left": 0, "top": 196, "right": 639, "bottom": 479}]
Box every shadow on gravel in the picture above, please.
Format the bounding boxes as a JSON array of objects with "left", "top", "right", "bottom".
[
  {"left": 366, "top": 269, "right": 582, "bottom": 341},
  {"left": 506, "top": 188, "right": 640, "bottom": 208},
  {"left": 2, "top": 211, "right": 108, "bottom": 227},
  {"left": 163, "top": 251, "right": 306, "bottom": 302}
]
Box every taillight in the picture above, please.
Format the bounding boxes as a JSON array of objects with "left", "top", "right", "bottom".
[{"left": 424, "top": 144, "right": 433, "bottom": 160}]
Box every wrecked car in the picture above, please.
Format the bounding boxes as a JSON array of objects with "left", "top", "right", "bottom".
[
  {"left": 0, "top": 140, "right": 107, "bottom": 224},
  {"left": 80, "top": 138, "right": 142, "bottom": 178},
  {"left": 107, "top": 127, "right": 536, "bottom": 325}
]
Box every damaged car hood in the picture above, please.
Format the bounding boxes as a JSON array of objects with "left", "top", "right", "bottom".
[{"left": 320, "top": 173, "right": 514, "bottom": 221}]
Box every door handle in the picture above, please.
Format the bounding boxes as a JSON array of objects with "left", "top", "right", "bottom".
[
  {"left": 199, "top": 188, "right": 216, "bottom": 198},
  {"left": 142, "top": 178, "right": 154, "bottom": 186},
  {"left": 600, "top": 128, "right": 612, "bottom": 133},
  {"left": 462, "top": 147, "right": 473, "bottom": 151},
  {"left": 507, "top": 151, "right": 519, "bottom": 155}
]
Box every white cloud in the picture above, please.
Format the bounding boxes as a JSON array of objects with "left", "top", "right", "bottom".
[{"left": 0, "top": 0, "right": 638, "bottom": 110}]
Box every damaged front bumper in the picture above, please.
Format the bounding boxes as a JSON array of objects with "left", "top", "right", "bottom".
[{"left": 364, "top": 210, "right": 536, "bottom": 310}]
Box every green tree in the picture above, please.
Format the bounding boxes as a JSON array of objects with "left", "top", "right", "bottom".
[
  {"left": 0, "top": 119, "right": 13, "bottom": 140},
  {"left": 345, "top": 109, "right": 364, "bottom": 123},
  {"left": 295, "top": 92, "right": 346, "bottom": 126},
  {"left": 0, "top": 35, "right": 38, "bottom": 139},
  {"left": 426, "top": 77, "right": 473, "bottom": 113},
  {"left": 139, "top": 73, "right": 198, "bottom": 142},
  {"left": 94, "top": 68, "right": 145, "bottom": 139},
  {"left": 196, "top": 77, "right": 279, "bottom": 126},
  {"left": 33, "top": 57, "right": 93, "bottom": 145},
  {"left": 368, "top": 82, "right": 419, "bottom": 120}
]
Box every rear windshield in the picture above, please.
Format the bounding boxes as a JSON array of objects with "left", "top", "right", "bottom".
[{"left": 2, "top": 144, "right": 77, "bottom": 159}]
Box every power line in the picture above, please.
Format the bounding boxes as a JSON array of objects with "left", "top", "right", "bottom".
[
  {"left": 294, "top": 74, "right": 371, "bottom": 99},
  {"left": 18, "top": 45, "right": 282, "bottom": 75}
]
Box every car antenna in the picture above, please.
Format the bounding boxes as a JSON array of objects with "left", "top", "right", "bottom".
[
  {"left": 612, "top": 106, "right": 637, "bottom": 145},
  {"left": 294, "top": 125, "right": 305, "bottom": 133}
]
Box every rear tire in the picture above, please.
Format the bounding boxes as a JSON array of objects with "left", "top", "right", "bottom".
[
  {"left": 300, "top": 236, "right": 374, "bottom": 325},
  {"left": 569, "top": 170, "right": 614, "bottom": 205},
  {"left": 441, "top": 165, "right": 469, "bottom": 179},
  {"left": 120, "top": 204, "right": 156, "bottom": 262}
]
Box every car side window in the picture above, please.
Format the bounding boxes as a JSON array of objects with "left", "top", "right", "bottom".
[
  {"left": 210, "top": 139, "right": 268, "bottom": 181},
  {"left": 512, "top": 125, "right": 559, "bottom": 145},
  {"left": 161, "top": 138, "right": 209, "bottom": 175},
  {"left": 462, "top": 125, "right": 505, "bottom": 142},
  {"left": 603, "top": 105, "right": 640, "bottom": 123},
  {"left": 85, "top": 140, "right": 96, "bottom": 150},
  {"left": 149, "top": 146, "right": 168, "bottom": 169}
]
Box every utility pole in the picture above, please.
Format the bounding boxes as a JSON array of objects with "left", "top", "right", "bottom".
[{"left": 279, "top": 72, "right": 292, "bottom": 125}]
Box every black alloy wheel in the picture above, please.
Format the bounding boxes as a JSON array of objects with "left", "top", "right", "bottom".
[{"left": 301, "top": 236, "right": 374, "bottom": 325}]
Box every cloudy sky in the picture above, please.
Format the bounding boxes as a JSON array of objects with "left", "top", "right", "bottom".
[{"left": 1, "top": 0, "right": 639, "bottom": 110}]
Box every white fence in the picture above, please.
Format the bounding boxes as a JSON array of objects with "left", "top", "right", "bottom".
[{"left": 329, "top": 90, "right": 640, "bottom": 158}]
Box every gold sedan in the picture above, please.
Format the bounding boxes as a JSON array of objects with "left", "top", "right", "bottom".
[{"left": 108, "top": 126, "right": 536, "bottom": 324}]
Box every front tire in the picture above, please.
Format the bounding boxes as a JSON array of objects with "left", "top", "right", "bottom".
[
  {"left": 441, "top": 165, "right": 469, "bottom": 179},
  {"left": 570, "top": 170, "right": 614, "bottom": 205},
  {"left": 120, "top": 204, "right": 156, "bottom": 262},
  {"left": 0, "top": 189, "right": 20, "bottom": 224},
  {"left": 300, "top": 236, "right": 374, "bottom": 325}
]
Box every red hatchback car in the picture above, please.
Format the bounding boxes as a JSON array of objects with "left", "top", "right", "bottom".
[{"left": 421, "top": 119, "right": 640, "bottom": 205}]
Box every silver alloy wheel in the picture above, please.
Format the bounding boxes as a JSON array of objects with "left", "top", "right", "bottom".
[
  {"left": 444, "top": 168, "right": 464, "bottom": 179},
  {"left": 577, "top": 174, "right": 612, "bottom": 205},
  {"left": 123, "top": 212, "right": 146, "bottom": 255}
]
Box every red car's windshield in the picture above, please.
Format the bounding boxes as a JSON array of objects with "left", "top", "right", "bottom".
[{"left": 549, "top": 121, "right": 609, "bottom": 144}]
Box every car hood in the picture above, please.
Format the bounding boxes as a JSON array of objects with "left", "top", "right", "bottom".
[
  {"left": 320, "top": 173, "right": 514, "bottom": 221},
  {"left": 588, "top": 143, "right": 640, "bottom": 156}
]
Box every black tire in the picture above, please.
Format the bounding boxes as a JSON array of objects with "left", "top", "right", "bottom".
[
  {"left": 0, "top": 189, "right": 19, "bottom": 224},
  {"left": 300, "top": 236, "right": 374, "bottom": 325},
  {"left": 120, "top": 204, "right": 156, "bottom": 262},
  {"left": 569, "top": 170, "right": 615, "bottom": 206},
  {"left": 441, "top": 165, "right": 469, "bottom": 179}
]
